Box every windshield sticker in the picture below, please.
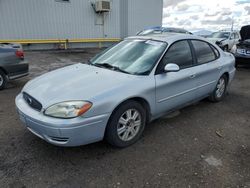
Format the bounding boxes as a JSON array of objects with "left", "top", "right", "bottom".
[{"left": 145, "top": 40, "right": 164, "bottom": 46}]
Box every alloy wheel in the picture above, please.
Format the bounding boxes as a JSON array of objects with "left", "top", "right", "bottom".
[
  {"left": 117, "top": 109, "right": 142, "bottom": 141},
  {"left": 0, "top": 74, "right": 3, "bottom": 86},
  {"left": 216, "top": 77, "right": 226, "bottom": 98}
]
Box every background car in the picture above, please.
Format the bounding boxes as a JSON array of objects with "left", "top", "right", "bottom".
[
  {"left": 207, "top": 30, "right": 240, "bottom": 51},
  {"left": 0, "top": 43, "right": 28, "bottom": 90},
  {"left": 16, "top": 34, "right": 235, "bottom": 148},
  {"left": 137, "top": 26, "right": 192, "bottom": 36},
  {"left": 231, "top": 25, "right": 250, "bottom": 66}
]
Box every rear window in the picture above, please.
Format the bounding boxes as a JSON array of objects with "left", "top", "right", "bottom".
[{"left": 191, "top": 40, "right": 216, "bottom": 64}]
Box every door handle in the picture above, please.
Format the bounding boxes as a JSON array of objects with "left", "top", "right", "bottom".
[{"left": 190, "top": 74, "right": 196, "bottom": 79}]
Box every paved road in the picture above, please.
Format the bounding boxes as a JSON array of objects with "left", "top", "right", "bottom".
[{"left": 0, "top": 50, "right": 249, "bottom": 188}]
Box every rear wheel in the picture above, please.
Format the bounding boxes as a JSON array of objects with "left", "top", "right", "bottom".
[
  {"left": 209, "top": 75, "right": 228, "bottom": 102},
  {"left": 0, "top": 70, "right": 7, "bottom": 90},
  {"left": 105, "top": 101, "right": 146, "bottom": 148}
]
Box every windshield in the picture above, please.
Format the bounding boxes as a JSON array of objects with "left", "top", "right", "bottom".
[
  {"left": 90, "top": 39, "right": 167, "bottom": 75},
  {"left": 210, "top": 32, "right": 230, "bottom": 39}
]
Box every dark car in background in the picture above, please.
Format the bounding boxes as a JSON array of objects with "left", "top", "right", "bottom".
[
  {"left": 232, "top": 25, "right": 250, "bottom": 66},
  {"left": 0, "top": 43, "right": 28, "bottom": 90},
  {"left": 137, "top": 26, "right": 192, "bottom": 36}
]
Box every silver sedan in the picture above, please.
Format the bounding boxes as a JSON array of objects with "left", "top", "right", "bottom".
[{"left": 16, "top": 34, "right": 236, "bottom": 147}]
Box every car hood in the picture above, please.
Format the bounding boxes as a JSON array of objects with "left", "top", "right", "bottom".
[
  {"left": 240, "top": 25, "right": 250, "bottom": 41},
  {"left": 23, "top": 63, "right": 137, "bottom": 108},
  {"left": 207, "top": 37, "right": 226, "bottom": 43}
]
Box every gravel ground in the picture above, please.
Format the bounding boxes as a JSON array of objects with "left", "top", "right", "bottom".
[{"left": 0, "top": 50, "right": 249, "bottom": 188}]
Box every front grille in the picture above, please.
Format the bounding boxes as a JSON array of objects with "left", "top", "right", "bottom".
[{"left": 23, "top": 92, "right": 42, "bottom": 111}]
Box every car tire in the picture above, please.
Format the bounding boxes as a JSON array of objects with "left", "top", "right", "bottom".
[
  {"left": 105, "top": 101, "right": 146, "bottom": 148},
  {"left": 0, "top": 69, "right": 7, "bottom": 90},
  {"left": 209, "top": 74, "right": 228, "bottom": 102}
]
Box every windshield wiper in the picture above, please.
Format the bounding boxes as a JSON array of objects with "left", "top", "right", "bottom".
[
  {"left": 94, "top": 63, "right": 130, "bottom": 74},
  {"left": 86, "top": 60, "right": 93, "bottom": 65}
]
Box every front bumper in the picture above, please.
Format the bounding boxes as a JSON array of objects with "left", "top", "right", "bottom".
[
  {"left": 233, "top": 48, "right": 250, "bottom": 64},
  {"left": 15, "top": 93, "right": 110, "bottom": 146},
  {"left": 234, "top": 54, "right": 250, "bottom": 64}
]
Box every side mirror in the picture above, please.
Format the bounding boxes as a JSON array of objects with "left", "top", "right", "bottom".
[{"left": 164, "top": 63, "right": 180, "bottom": 72}]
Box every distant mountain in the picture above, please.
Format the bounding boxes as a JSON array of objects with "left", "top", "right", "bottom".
[{"left": 192, "top": 30, "right": 213, "bottom": 37}]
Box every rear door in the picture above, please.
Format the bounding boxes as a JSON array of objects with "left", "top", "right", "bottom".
[
  {"left": 154, "top": 40, "right": 197, "bottom": 115},
  {"left": 190, "top": 40, "right": 220, "bottom": 98}
]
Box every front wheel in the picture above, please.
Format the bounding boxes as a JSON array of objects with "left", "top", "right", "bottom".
[
  {"left": 105, "top": 101, "right": 146, "bottom": 148},
  {"left": 209, "top": 75, "right": 228, "bottom": 102},
  {"left": 0, "top": 70, "right": 7, "bottom": 90}
]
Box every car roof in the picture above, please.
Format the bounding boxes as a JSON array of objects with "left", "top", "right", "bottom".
[
  {"left": 142, "top": 26, "right": 190, "bottom": 33},
  {"left": 126, "top": 33, "right": 206, "bottom": 44}
]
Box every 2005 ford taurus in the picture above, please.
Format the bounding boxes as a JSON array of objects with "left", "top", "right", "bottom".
[{"left": 16, "top": 34, "right": 236, "bottom": 147}]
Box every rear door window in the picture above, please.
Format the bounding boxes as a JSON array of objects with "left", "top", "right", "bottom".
[{"left": 191, "top": 40, "right": 216, "bottom": 64}]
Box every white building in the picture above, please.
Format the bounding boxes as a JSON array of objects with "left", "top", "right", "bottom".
[{"left": 0, "top": 0, "right": 163, "bottom": 49}]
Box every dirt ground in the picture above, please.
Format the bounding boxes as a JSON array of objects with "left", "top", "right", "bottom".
[{"left": 0, "top": 50, "right": 250, "bottom": 188}]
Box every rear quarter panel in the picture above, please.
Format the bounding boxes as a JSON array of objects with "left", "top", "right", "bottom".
[{"left": 219, "top": 51, "right": 236, "bottom": 84}]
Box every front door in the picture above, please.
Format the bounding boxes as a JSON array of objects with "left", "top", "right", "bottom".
[{"left": 155, "top": 40, "right": 197, "bottom": 115}]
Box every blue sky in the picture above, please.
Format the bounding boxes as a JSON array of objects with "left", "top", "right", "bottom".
[{"left": 163, "top": 0, "right": 250, "bottom": 31}]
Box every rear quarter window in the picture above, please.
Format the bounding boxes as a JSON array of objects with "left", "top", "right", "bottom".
[{"left": 210, "top": 44, "right": 220, "bottom": 58}]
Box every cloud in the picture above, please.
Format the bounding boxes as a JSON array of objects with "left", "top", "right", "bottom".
[
  {"left": 177, "top": 19, "right": 191, "bottom": 25},
  {"left": 162, "top": 0, "right": 250, "bottom": 31},
  {"left": 201, "top": 17, "right": 233, "bottom": 25},
  {"left": 221, "top": 9, "right": 232, "bottom": 16},
  {"left": 176, "top": 4, "right": 190, "bottom": 11},
  {"left": 164, "top": 0, "right": 186, "bottom": 7},
  {"left": 190, "top": 15, "right": 199, "bottom": 20},
  {"left": 245, "top": 6, "right": 250, "bottom": 14},
  {"left": 205, "top": 12, "right": 221, "bottom": 17},
  {"left": 236, "top": 0, "right": 250, "bottom": 4},
  {"left": 163, "top": 11, "right": 171, "bottom": 17}
]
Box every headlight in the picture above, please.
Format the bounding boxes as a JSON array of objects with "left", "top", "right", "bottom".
[
  {"left": 44, "top": 101, "right": 92, "bottom": 118},
  {"left": 236, "top": 48, "right": 246, "bottom": 55}
]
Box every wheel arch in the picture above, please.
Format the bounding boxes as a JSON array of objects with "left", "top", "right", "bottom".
[
  {"left": 222, "top": 72, "right": 229, "bottom": 83},
  {"left": 107, "top": 97, "right": 152, "bottom": 126},
  {"left": 0, "top": 67, "right": 8, "bottom": 75}
]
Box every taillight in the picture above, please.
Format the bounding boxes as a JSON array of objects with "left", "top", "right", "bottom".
[{"left": 15, "top": 50, "right": 24, "bottom": 59}]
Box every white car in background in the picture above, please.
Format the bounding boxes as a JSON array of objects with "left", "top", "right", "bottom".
[{"left": 207, "top": 31, "right": 241, "bottom": 51}]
